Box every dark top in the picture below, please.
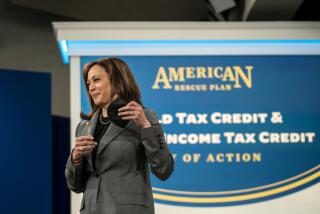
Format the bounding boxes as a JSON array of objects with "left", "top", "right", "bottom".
[{"left": 92, "top": 115, "right": 111, "bottom": 170}]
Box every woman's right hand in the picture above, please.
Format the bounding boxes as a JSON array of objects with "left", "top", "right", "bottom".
[{"left": 72, "top": 135, "right": 97, "bottom": 164}]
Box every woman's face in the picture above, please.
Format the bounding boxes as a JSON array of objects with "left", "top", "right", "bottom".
[{"left": 87, "top": 64, "right": 113, "bottom": 108}]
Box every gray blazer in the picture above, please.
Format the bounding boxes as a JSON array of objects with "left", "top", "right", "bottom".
[{"left": 65, "top": 108, "right": 174, "bottom": 214}]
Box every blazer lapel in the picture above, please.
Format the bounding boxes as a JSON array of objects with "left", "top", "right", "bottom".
[
  {"left": 97, "top": 120, "right": 134, "bottom": 155},
  {"left": 81, "top": 109, "right": 100, "bottom": 171}
]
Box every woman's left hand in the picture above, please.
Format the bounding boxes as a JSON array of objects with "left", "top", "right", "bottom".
[{"left": 118, "top": 101, "right": 151, "bottom": 128}]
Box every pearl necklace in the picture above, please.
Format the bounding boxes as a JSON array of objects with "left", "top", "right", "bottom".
[{"left": 100, "top": 114, "right": 111, "bottom": 125}]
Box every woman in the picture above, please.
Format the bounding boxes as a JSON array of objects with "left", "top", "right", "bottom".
[{"left": 65, "top": 57, "right": 175, "bottom": 214}]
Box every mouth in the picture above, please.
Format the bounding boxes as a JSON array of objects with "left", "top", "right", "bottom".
[{"left": 91, "top": 93, "right": 100, "bottom": 98}]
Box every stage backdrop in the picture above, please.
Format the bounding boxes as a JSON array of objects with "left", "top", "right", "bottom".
[
  {"left": 0, "top": 69, "right": 52, "bottom": 214},
  {"left": 80, "top": 55, "right": 319, "bottom": 212}
]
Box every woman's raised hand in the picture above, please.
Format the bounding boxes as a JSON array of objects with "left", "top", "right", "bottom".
[{"left": 118, "top": 101, "right": 151, "bottom": 128}]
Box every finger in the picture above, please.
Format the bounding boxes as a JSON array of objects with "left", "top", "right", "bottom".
[
  {"left": 76, "top": 145, "right": 96, "bottom": 152},
  {"left": 118, "top": 108, "right": 141, "bottom": 117},
  {"left": 76, "top": 141, "right": 97, "bottom": 148},
  {"left": 75, "top": 140, "right": 91, "bottom": 146},
  {"left": 118, "top": 105, "right": 140, "bottom": 113},
  {"left": 118, "top": 111, "right": 134, "bottom": 117},
  {"left": 76, "top": 140, "right": 97, "bottom": 147},
  {"left": 83, "top": 145, "right": 96, "bottom": 152},
  {"left": 121, "top": 115, "right": 138, "bottom": 120},
  {"left": 118, "top": 105, "right": 132, "bottom": 112},
  {"left": 128, "top": 101, "right": 142, "bottom": 109},
  {"left": 76, "top": 135, "right": 94, "bottom": 141},
  {"left": 127, "top": 101, "right": 140, "bottom": 107}
]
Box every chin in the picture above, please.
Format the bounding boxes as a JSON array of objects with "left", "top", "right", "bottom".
[
  {"left": 94, "top": 102, "right": 103, "bottom": 107},
  {"left": 92, "top": 99, "right": 101, "bottom": 106},
  {"left": 94, "top": 101, "right": 109, "bottom": 108}
]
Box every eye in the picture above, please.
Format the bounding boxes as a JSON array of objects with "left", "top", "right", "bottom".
[{"left": 93, "top": 78, "right": 100, "bottom": 82}]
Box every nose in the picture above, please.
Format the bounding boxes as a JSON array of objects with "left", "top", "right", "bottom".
[{"left": 89, "top": 83, "right": 95, "bottom": 93}]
